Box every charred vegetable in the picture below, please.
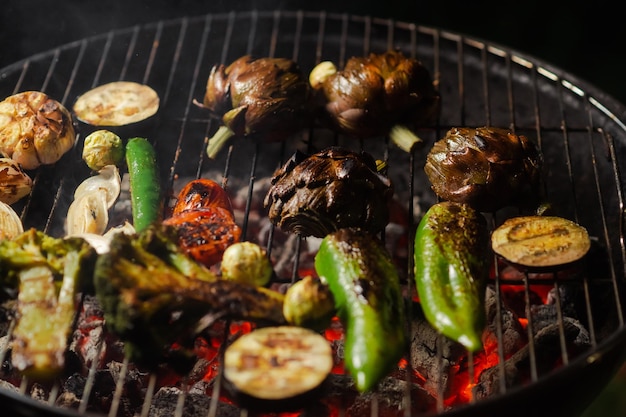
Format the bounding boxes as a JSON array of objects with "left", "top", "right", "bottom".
[
  {"left": 491, "top": 215, "right": 591, "bottom": 268},
  {"left": 126, "top": 137, "right": 162, "bottom": 232},
  {"left": 222, "top": 326, "right": 333, "bottom": 412},
  {"left": 264, "top": 147, "right": 393, "bottom": 238},
  {"left": 0, "top": 229, "right": 96, "bottom": 380},
  {"left": 73, "top": 81, "right": 159, "bottom": 126},
  {"left": 66, "top": 165, "right": 122, "bottom": 236},
  {"left": 0, "top": 201, "right": 24, "bottom": 240},
  {"left": 314, "top": 227, "right": 407, "bottom": 393},
  {"left": 220, "top": 241, "right": 274, "bottom": 287},
  {"left": 93, "top": 224, "right": 285, "bottom": 370},
  {"left": 424, "top": 126, "right": 543, "bottom": 212},
  {"left": 283, "top": 275, "right": 335, "bottom": 332},
  {"left": 0, "top": 91, "right": 77, "bottom": 169},
  {"left": 82, "top": 130, "right": 124, "bottom": 171},
  {"left": 413, "top": 201, "right": 491, "bottom": 351},
  {"left": 171, "top": 178, "right": 233, "bottom": 216},
  {"left": 201, "top": 55, "right": 312, "bottom": 158},
  {"left": 0, "top": 157, "right": 32, "bottom": 204},
  {"left": 309, "top": 50, "right": 439, "bottom": 152}
]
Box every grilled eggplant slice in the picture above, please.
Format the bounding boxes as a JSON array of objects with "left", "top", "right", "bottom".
[
  {"left": 222, "top": 326, "right": 333, "bottom": 412},
  {"left": 491, "top": 215, "right": 591, "bottom": 268},
  {"left": 73, "top": 81, "right": 159, "bottom": 126}
]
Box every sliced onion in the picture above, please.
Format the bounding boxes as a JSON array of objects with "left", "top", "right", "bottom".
[
  {"left": 65, "top": 190, "right": 109, "bottom": 236},
  {"left": 0, "top": 201, "right": 24, "bottom": 240}
]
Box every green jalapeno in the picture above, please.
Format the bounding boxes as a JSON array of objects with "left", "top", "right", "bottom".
[
  {"left": 413, "top": 201, "right": 490, "bottom": 352},
  {"left": 314, "top": 227, "right": 407, "bottom": 393}
]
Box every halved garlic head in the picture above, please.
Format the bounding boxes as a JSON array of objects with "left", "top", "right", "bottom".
[
  {"left": 0, "top": 157, "right": 32, "bottom": 204},
  {"left": 0, "top": 201, "right": 24, "bottom": 240},
  {"left": 73, "top": 164, "right": 121, "bottom": 208}
]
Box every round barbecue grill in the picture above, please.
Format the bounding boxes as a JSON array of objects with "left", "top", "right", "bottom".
[{"left": 1, "top": 9, "right": 626, "bottom": 417}]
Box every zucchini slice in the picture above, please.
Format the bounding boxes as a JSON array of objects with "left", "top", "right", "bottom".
[{"left": 222, "top": 325, "right": 333, "bottom": 411}]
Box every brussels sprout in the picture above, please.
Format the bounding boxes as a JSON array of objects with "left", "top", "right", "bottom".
[
  {"left": 283, "top": 275, "right": 335, "bottom": 332},
  {"left": 220, "top": 241, "right": 274, "bottom": 287},
  {"left": 82, "top": 130, "right": 124, "bottom": 171}
]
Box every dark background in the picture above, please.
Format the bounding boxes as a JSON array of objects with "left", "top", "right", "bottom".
[{"left": 1, "top": 0, "right": 626, "bottom": 104}]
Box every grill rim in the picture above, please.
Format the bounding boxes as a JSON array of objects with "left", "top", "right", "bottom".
[{"left": 1, "top": 9, "right": 626, "bottom": 417}]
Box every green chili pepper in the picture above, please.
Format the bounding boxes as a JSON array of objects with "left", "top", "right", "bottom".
[
  {"left": 314, "top": 227, "right": 407, "bottom": 393},
  {"left": 125, "top": 137, "right": 162, "bottom": 232},
  {"left": 413, "top": 201, "right": 490, "bottom": 351}
]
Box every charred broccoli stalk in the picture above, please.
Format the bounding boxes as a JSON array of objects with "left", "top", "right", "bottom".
[
  {"left": 93, "top": 224, "right": 286, "bottom": 372},
  {"left": 0, "top": 229, "right": 97, "bottom": 380}
]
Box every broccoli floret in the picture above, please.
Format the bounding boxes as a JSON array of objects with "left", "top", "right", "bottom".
[
  {"left": 93, "top": 224, "right": 285, "bottom": 373},
  {"left": 0, "top": 228, "right": 97, "bottom": 380}
]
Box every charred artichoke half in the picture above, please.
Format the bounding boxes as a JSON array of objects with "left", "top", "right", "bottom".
[
  {"left": 0, "top": 91, "right": 76, "bottom": 170},
  {"left": 264, "top": 146, "right": 393, "bottom": 238},
  {"left": 309, "top": 50, "right": 440, "bottom": 152},
  {"left": 202, "top": 55, "right": 312, "bottom": 158},
  {"left": 424, "top": 126, "right": 543, "bottom": 212}
]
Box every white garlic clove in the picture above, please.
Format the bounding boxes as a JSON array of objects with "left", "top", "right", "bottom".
[
  {"left": 65, "top": 190, "right": 109, "bottom": 236},
  {"left": 0, "top": 200, "right": 24, "bottom": 240},
  {"left": 73, "top": 164, "right": 121, "bottom": 208},
  {"left": 0, "top": 157, "right": 33, "bottom": 205}
]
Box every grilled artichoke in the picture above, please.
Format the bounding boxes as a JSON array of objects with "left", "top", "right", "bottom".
[
  {"left": 264, "top": 146, "right": 393, "bottom": 238},
  {"left": 202, "top": 55, "right": 312, "bottom": 158},
  {"left": 424, "top": 126, "right": 543, "bottom": 212},
  {"left": 309, "top": 50, "right": 439, "bottom": 152},
  {"left": 0, "top": 91, "right": 76, "bottom": 169}
]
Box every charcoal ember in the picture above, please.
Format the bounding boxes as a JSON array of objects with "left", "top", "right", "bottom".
[
  {"left": 474, "top": 318, "right": 591, "bottom": 399},
  {"left": 316, "top": 373, "right": 436, "bottom": 417},
  {"left": 264, "top": 147, "right": 394, "bottom": 238},
  {"left": 409, "top": 304, "right": 466, "bottom": 398},
  {"left": 483, "top": 286, "right": 527, "bottom": 358},
  {"left": 148, "top": 385, "right": 239, "bottom": 417}
]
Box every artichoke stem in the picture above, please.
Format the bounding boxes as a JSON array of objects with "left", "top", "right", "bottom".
[
  {"left": 206, "top": 125, "right": 235, "bottom": 159},
  {"left": 389, "top": 125, "right": 423, "bottom": 153}
]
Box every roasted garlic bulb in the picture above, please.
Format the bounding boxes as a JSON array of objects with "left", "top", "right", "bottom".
[
  {"left": 202, "top": 55, "right": 312, "bottom": 158},
  {"left": 0, "top": 157, "right": 32, "bottom": 204},
  {"left": 424, "top": 126, "right": 543, "bottom": 212},
  {"left": 0, "top": 91, "right": 77, "bottom": 170},
  {"left": 264, "top": 146, "right": 393, "bottom": 238}
]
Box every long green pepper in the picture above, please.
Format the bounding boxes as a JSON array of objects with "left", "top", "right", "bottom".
[
  {"left": 125, "top": 137, "right": 162, "bottom": 232},
  {"left": 413, "top": 201, "right": 491, "bottom": 351},
  {"left": 314, "top": 227, "right": 407, "bottom": 393}
]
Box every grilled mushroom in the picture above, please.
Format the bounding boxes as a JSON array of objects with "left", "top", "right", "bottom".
[
  {"left": 264, "top": 146, "right": 394, "bottom": 238},
  {"left": 424, "top": 126, "right": 543, "bottom": 212}
]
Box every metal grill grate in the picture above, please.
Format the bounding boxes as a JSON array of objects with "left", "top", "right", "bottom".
[{"left": 1, "top": 9, "right": 626, "bottom": 417}]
